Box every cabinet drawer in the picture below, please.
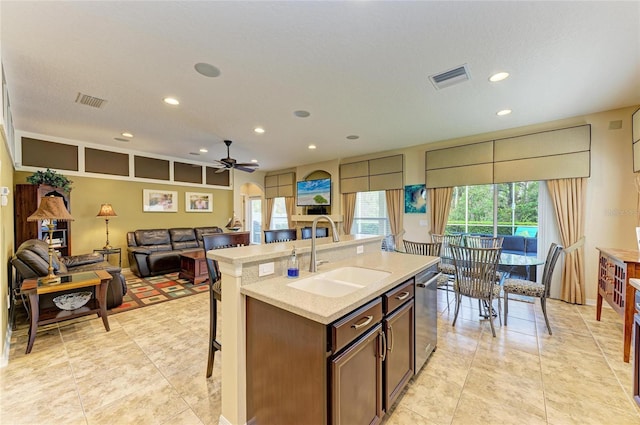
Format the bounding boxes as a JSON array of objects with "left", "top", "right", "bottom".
[
  {"left": 383, "top": 278, "right": 414, "bottom": 314},
  {"left": 331, "top": 298, "right": 383, "bottom": 353}
]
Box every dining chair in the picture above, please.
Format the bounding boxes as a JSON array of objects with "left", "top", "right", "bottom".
[
  {"left": 403, "top": 240, "right": 441, "bottom": 256},
  {"left": 301, "top": 226, "right": 329, "bottom": 240},
  {"left": 264, "top": 229, "right": 297, "bottom": 244},
  {"left": 464, "top": 235, "right": 504, "bottom": 248},
  {"left": 503, "top": 243, "right": 563, "bottom": 335},
  {"left": 431, "top": 234, "right": 463, "bottom": 309},
  {"left": 450, "top": 244, "right": 502, "bottom": 337},
  {"left": 202, "top": 233, "right": 250, "bottom": 378}
]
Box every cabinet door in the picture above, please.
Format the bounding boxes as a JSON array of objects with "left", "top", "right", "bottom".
[
  {"left": 330, "top": 323, "right": 384, "bottom": 425},
  {"left": 384, "top": 300, "right": 414, "bottom": 410}
]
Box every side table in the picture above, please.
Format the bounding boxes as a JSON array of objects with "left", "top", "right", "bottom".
[
  {"left": 93, "top": 247, "right": 122, "bottom": 267},
  {"left": 21, "top": 270, "right": 112, "bottom": 354}
]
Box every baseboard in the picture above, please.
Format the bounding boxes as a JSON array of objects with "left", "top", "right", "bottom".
[
  {"left": 218, "top": 415, "right": 233, "bottom": 425},
  {"left": 0, "top": 324, "right": 12, "bottom": 368}
]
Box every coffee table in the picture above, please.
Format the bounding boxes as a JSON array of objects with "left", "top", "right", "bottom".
[
  {"left": 179, "top": 250, "right": 209, "bottom": 284},
  {"left": 21, "top": 270, "right": 112, "bottom": 354}
]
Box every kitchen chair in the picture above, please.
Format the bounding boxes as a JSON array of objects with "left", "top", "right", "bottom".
[
  {"left": 403, "top": 240, "right": 441, "bottom": 256},
  {"left": 464, "top": 235, "right": 504, "bottom": 248},
  {"left": 202, "top": 233, "right": 251, "bottom": 377},
  {"left": 431, "top": 234, "right": 463, "bottom": 309},
  {"left": 450, "top": 244, "right": 502, "bottom": 337},
  {"left": 503, "top": 243, "right": 563, "bottom": 335},
  {"left": 264, "top": 229, "right": 297, "bottom": 244}
]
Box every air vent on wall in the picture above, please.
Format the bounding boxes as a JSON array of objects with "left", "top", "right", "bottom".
[
  {"left": 75, "top": 92, "right": 107, "bottom": 109},
  {"left": 608, "top": 120, "right": 623, "bottom": 130},
  {"left": 429, "top": 64, "right": 470, "bottom": 90}
]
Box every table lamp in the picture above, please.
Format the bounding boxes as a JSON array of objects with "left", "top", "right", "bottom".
[
  {"left": 96, "top": 203, "right": 117, "bottom": 249},
  {"left": 27, "top": 195, "right": 74, "bottom": 285}
]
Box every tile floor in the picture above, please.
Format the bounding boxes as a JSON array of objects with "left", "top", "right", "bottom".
[{"left": 2, "top": 289, "right": 640, "bottom": 424}]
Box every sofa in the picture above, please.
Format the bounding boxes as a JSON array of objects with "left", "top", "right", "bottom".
[
  {"left": 467, "top": 234, "right": 537, "bottom": 256},
  {"left": 127, "top": 227, "right": 223, "bottom": 278},
  {"left": 11, "top": 239, "right": 127, "bottom": 309}
]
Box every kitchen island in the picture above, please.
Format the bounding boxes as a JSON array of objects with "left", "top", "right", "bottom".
[{"left": 208, "top": 234, "right": 438, "bottom": 425}]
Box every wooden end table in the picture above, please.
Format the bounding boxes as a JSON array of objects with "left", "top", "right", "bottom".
[
  {"left": 179, "top": 250, "right": 209, "bottom": 284},
  {"left": 21, "top": 270, "right": 112, "bottom": 354}
]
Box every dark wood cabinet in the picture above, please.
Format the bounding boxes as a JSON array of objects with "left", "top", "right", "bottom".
[
  {"left": 330, "top": 324, "right": 383, "bottom": 425},
  {"left": 15, "top": 184, "right": 72, "bottom": 256},
  {"left": 246, "top": 277, "right": 417, "bottom": 425}
]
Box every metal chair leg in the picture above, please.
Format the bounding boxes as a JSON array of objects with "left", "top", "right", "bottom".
[{"left": 540, "top": 297, "right": 552, "bottom": 335}]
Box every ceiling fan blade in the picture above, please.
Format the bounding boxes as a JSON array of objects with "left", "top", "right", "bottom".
[
  {"left": 214, "top": 167, "right": 229, "bottom": 174},
  {"left": 235, "top": 165, "right": 257, "bottom": 173},
  {"left": 235, "top": 162, "right": 258, "bottom": 167}
]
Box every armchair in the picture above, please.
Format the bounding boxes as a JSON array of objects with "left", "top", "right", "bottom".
[{"left": 11, "top": 239, "right": 127, "bottom": 310}]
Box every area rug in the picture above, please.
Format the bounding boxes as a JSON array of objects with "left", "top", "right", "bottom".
[{"left": 109, "top": 271, "right": 209, "bottom": 314}]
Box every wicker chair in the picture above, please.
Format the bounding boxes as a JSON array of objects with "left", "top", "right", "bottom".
[
  {"left": 503, "top": 243, "right": 563, "bottom": 335},
  {"left": 450, "top": 244, "right": 503, "bottom": 337}
]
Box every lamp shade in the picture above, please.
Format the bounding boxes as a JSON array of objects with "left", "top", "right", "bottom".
[
  {"left": 27, "top": 196, "right": 74, "bottom": 222},
  {"left": 96, "top": 203, "right": 117, "bottom": 218}
]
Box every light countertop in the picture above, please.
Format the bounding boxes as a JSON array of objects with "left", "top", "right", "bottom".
[{"left": 241, "top": 251, "right": 439, "bottom": 324}]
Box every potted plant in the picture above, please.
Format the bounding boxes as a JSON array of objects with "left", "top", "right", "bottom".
[{"left": 26, "top": 168, "right": 73, "bottom": 192}]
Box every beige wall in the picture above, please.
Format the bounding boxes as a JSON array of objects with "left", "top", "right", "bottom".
[{"left": 14, "top": 172, "right": 234, "bottom": 268}]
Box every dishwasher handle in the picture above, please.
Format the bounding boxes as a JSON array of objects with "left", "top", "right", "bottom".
[{"left": 416, "top": 271, "right": 442, "bottom": 288}]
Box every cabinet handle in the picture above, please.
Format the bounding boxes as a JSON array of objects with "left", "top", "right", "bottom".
[
  {"left": 387, "top": 324, "right": 394, "bottom": 352},
  {"left": 351, "top": 315, "right": 373, "bottom": 330},
  {"left": 379, "top": 329, "right": 387, "bottom": 361},
  {"left": 395, "top": 291, "right": 410, "bottom": 301}
]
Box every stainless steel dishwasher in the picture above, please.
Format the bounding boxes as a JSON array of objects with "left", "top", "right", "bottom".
[{"left": 414, "top": 263, "right": 440, "bottom": 373}]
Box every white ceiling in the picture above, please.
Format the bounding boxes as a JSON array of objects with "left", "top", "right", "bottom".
[{"left": 1, "top": 1, "right": 639, "bottom": 172}]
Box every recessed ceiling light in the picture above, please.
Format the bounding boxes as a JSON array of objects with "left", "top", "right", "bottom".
[
  {"left": 199, "top": 148, "right": 208, "bottom": 153},
  {"left": 251, "top": 159, "right": 258, "bottom": 163},
  {"left": 254, "top": 127, "right": 265, "bottom": 134},
  {"left": 194, "top": 62, "right": 221, "bottom": 78},
  {"left": 294, "top": 110, "right": 311, "bottom": 118},
  {"left": 308, "top": 144, "right": 317, "bottom": 150},
  {"left": 346, "top": 135, "right": 360, "bottom": 140},
  {"left": 121, "top": 132, "right": 133, "bottom": 138},
  {"left": 489, "top": 72, "right": 510, "bottom": 82},
  {"left": 163, "top": 97, "right": 179, "bottom": 105},
  {"left": 497, "top": 109, "right": 512, "bottom": 116},
  {"left": 114, "top": 137, "right": 129, "bottom": 142}
]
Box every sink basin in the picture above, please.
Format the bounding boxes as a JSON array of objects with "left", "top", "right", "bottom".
[{"left": 287, "top": 266, "right": 391, "bottom": 298}]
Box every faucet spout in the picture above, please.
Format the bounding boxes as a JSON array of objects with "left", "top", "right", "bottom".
[{"left": 309, "top": 215, "right": 340, "bottom": 272}]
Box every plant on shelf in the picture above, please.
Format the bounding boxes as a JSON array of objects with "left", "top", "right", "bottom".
[{"left": 26, "top": 168, "right": 73, "bottom": 192}]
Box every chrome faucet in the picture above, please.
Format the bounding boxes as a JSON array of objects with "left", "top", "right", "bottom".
[{"left": 309, "top": 215, "right": 340, "bottom": 272}]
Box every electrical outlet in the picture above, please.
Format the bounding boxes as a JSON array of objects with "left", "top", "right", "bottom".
[
  {"left": 356, "top": 245, "right": 364, "bottom": 254},
  {"left": 258, "top": 262, "right": 275, "bottom": 277}
]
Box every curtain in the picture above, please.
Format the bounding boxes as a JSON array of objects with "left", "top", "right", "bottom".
[
  {"left": 284, "top": 196, "right": 295, "bottom": 229},
  {"left": 264, "top": 198, "right": 274, "bottom": 231},
  {"left": 342, "top": 193, "right": 356, "bottom": 235},
  {"left": 428, "top": 187, "right": 453, "bottom": 238},
  {"left": 385, "top": 189, "right": 404, "bottom": 239},
  {"left": 547, "top": 178, "right": 586, "bottom": 304}
]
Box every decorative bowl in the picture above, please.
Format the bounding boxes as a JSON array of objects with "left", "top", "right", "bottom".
[{"left": 53, "top": 291, "right": 92, "bottom": 311}]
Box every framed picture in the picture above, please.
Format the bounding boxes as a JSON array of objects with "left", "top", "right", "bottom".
[
  {"left": 404, "top": 184, "right": 427, "bottom": 213},
  {"left": 185, "top": 192, "right": 213, "bottom": 212},
  {"left": 143, "top": 189, "right": 178, "bottom": 212}
]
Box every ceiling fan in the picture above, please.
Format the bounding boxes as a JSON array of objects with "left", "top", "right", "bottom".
[{"left": 213, "top": 140, "right": 259, "bottom": 173}]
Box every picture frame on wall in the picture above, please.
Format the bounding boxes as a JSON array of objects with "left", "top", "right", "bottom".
[
  {"left": 404, "top": 184, "right": 427, "bottom": 213},
  {"left": 185, "top": 192, "right": 213, "bottom": 212},
  {"left": 143, "top": 189, "right": 178, "bottom": 212}
]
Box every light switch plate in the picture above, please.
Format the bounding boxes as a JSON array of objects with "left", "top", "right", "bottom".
[
  {"left": 356, "top": 245, "right": 364, "bottom": 254},
  {"left": 259, "top": 262, "right": 275, "bottom": 276},
  {"left": 419, "top": 220, "right": 428, "bottom": 226}
]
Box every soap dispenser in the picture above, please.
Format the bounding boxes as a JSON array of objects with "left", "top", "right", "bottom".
[{"left": 287, "top": 246, "right": 299, "bottom": 278}]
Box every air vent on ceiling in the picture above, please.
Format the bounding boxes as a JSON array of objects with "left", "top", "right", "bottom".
[
  {"left": 429, "top": 64, "right": 470, "bottom": 90},
  {"left": 75, "top": 92, "right": 107, "bottom": 109}
]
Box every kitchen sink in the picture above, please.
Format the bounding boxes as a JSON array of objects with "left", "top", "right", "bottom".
[{"left": 287, "top": 266, "right": 391, "bottom": 298}]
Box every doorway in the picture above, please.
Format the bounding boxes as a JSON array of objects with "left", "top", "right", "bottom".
[{"left": 248, "top": 196, "right": 262, "bottom": 244}]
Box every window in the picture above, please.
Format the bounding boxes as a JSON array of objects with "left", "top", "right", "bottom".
[
  {"left": 351, "top": 191, "right": 390, "bottom": 235},
  {"left": 447, "top": 182, "right": 539, "bottom": 236},
  {"left": 270, "top": 197, "right": 289, "bottom": 229}
]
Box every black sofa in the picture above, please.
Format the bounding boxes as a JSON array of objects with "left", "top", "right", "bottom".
[
  {"left": 127, "top": 227, "right": 223, "bottom": 278},
  {"left": 11, "top": 239, "right": 127, "bottom": 309}
]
